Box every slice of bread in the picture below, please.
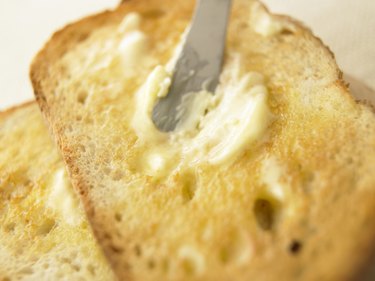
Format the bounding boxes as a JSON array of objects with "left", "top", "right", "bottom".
[
  {"left": 30, "top": 0, "right": 375, "bottom": 280},
  {"left": 0, "top": 103, "right": 116, "bottom": 280}
]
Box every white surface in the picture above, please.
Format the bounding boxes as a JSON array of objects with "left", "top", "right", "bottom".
[
  {"left": 263, "top": 0, "right": 375, "bottom": 90},
  {"left": 0, "top": 0, "right": 118, "bottom": 110},
  {"left": 0, "top": 0, "right": 374, "bottom": 110}
]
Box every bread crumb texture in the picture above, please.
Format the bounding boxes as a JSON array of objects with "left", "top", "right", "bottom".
[
  {"left": 30, "top": 0, "right": 375, "bottom": 280},
  {"left": 0, "top": 104, "right": 116, "bottom": 280}
]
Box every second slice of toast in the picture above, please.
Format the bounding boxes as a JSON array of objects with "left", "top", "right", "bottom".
[{"left": 0, "top": 103, "right": 116, "bottom": 281}]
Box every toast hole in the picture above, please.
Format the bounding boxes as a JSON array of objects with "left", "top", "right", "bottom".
[
  {"left": 110, "top": 245, "right": 124, "bottom": 254},
  {"left": 114, "top": 212, "right": 122, "bottom": 222},
  {"left": 5, "top": 222, "right": 15, "bottom": 232},
  {"left": 72, "top": 264, "right": 81, "bottom": 272},
  {"left": 254, "top": 198, "right": 275, "bottom": 231},
  {"left": 87, "top": 264, "right": 96, "bottom": 275},
  {"left": 281, "top": 28, "right": 294, "bottom": 35},
  {"left": 181, "top": 173, "right": 197, "bottom": 203},
  {"left": 134, "top": 244, "right": 142, "bottom": 257},
  {"left": 179, "top": 248, "right": 204, "bottom": 276},
  {"left": 147, "top": 259, "right": 156, "bottom": 270},
  {"left": 142, "top": 9, "right": 165, "bottom": 19},
  {"left": 219, "top": 247, "right": 230, "bottom": 264},
  {"left": 219, "top": 244, "right": 248, "bottom": 265},
  {"left": 36, "top": 219, "right": 56, "bottom": 235},
  {"left": 162, "top": 259, "right": 170, "bottom": 273},
  {"left": 103, "top": 232, "right": 112, "bottom": 240},
  {"left": 289, "top": 240, "right": 302, "bottom": 255},
  {"left": 182, "top": 259, "right": 194, "bottom": 276},
  {"left": 305, "top": 171, "right": 315, "bottom": 182},
  {"left": 181, "top": 257, "right": 202, "bottom": 276},
  {"left": 76, "top": 32, "right": 89, "bottom": 43},
  {"left": 219, "top": 230, "right": 252, "bottom": 265},
  {"left": 77, "top": 91, "right": 88, "bottom": 104}
]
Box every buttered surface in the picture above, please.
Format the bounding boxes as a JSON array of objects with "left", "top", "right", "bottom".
[
  {"left": 0, "top": 105, "right": 115, "bottom": 280},
  {"left": 126, "top": 12, "right": 272, "bottom": 177},
  {"left": 40, "top": 1, "right": 375, "bottom": 280},
  {"left": 48, "top": 168, "right": 84, "bottom": 226}
]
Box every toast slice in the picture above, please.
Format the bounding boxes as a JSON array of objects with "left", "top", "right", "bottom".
[
  {"left": 0, "top": 103, "right": 116, "bottom": 280},
  {"left": 31, "top": 0, "right": 375, "bottom": 280}
]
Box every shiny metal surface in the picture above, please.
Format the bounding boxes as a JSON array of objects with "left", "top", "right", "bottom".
[{"left": 152, "top": 0, "right": 232, "bottom": 132}]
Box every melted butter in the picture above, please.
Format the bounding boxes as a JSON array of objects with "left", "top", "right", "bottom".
[
  {"left": 261, "top": 157, "right": 285, "bottom": 200},
  {"left": 118, "top": 12, "right": 141, "bottom": 33},
  {"left": 132, "top": 56, "right": 271, "bottom": 175},
  {"left": 251, "top": 2, "right": 293, "bottom": 37},
  {"left": 132, "top": 66, "right": 171, "bottom": 142},
  {"left": 175, "top": 90, "right": 216, "bottom": 136},
  {"left": 126, "top": 13, "right": 271, "bottom": 175},
  {"left": 47, "top": 168, "right": 83, "bottom": 226},
  {"left": 176, "top": 71, "right": 270, "bottom": 165},
  {"left": 116, "top": 13, "right": 151, "bottom": 73},
  {"left": 142, "top": 146, "right": 176, "bottom": 176},
  {"left": 118, "top": 31, "right": 149, "bottom": 67}
]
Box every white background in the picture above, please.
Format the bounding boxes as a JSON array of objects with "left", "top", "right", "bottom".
[{"left": 0, "top": 0, "right": 374, "bottom": 110}]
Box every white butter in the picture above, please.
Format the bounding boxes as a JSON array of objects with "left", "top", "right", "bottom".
[
  {"left": 142, "top": 147, "right": 175, "bottom": 177},
  {"left": 251, "top": 3, "right": 292, "bottom": 37},
  {"left": 48, "top": 168, "right": 83, "bottom": 226},
  {"left": 118, "top": 12, "right": 141, "bottom": 33},
  {"left": 179, "top": 72, "right": 270, "bottom": 165},
  {"left": 253, "top": 13, "right": 283, "bottom": 37},
  {"left": 175, "top": 90, "right": 216, "bottom": 135},
  {"left": 117, "top": 13, "right": 150, "bottom": 71},
  {"left": 128, "top": 11, "right": 272, "bottom": 172},
  {"left": 146, "top": 153, "right": 167, "bottom": 174},
  {"left": 132, "top": 66, "right": 171, "bottom": 143},
  {"left": 119, "top": 31, "right": 149, "bottom": 67},
  {"left": 261, "top": 157, "right": 285, "bottom": 200},
  {"left": 132, "top": 58, "right": 271, "bottom": 169}
]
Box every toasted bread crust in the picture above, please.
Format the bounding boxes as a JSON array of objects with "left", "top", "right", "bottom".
[
  {"left": 31, "top": 1, "right": 375, "bottom": 280},
  {"left": 0, "top": 101, "right": 35, "bottom": 119}
]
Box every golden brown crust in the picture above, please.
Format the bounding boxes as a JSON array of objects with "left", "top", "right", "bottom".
[
  {"left": 30, "top": 0, "right": 375, "bottom": 280},
  {"left": 0, "top": 100, "right": 35, "bottom": 119}
]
